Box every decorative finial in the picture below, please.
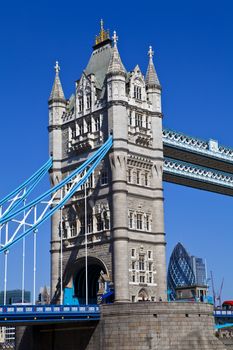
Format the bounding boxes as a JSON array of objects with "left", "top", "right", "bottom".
[
  {"left": 95, "top": 19, "right": 110, "bottom": 45},
  {"left": 148, "top": 46, "right": 154, "bottom": 59},
  {"left": 100, "top": 19, "right": 104, "bottom": 31},
  {"left": 54, "top": 61, "right": 60, "bottom": 75},
  {"left": 112, "top": 31, "right": 118, "bottom": 47}
]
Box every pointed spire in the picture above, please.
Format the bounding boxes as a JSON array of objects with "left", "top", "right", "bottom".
[
  {"left": 107, "top": 31, "right": 126, "bottom": 76},
  {"left": 145, "top": 46, "right": 160, "bottom": 88},
  {"left": 49, "top": 61, "right": 66, "bottom": 103}
]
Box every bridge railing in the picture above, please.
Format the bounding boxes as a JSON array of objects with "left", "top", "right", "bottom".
[{"left": 0, "top": 305, "right": 100, "bottom": 314}]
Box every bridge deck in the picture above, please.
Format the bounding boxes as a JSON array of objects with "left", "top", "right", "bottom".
[
  {"left": 0, "top": 305, "right": 100, "bottom": 326},
  {"left": 214, "top": 310, "right": 233, "bottom": 318},
  {"left": 163, "top": 129, "right": 233, "bottom": 195}
]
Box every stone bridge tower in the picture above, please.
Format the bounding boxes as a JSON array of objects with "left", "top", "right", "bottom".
[{"left": 49, "top": 22, "right": 166, "bottom": 304}]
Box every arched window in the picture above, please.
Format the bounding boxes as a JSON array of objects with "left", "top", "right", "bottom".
[
  {"left": 86, "top": 94, "right": 91, "bottom": 109},
  {"left": 134, "top": 85, "right": 142, "bottom": 100}
]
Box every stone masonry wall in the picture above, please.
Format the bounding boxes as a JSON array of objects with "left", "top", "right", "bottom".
[{"left": 16, "top": 302, "right": 226, "bottom": 350}]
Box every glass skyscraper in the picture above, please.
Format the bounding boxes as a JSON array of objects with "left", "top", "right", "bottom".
[
  {"left": 167, "top": 243, "right": 196, "bottom": 300},
  {"left": 190, "top": 256, "right": 207, "bottom": 286}
]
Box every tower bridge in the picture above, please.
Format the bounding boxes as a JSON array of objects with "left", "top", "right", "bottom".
[{"left": 0, "top": 21, "right": 229, "bottom": 349}]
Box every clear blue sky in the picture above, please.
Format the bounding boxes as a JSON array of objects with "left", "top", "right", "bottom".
[{"left": 0, "top": 0, "right": 232, "bottom": 301}]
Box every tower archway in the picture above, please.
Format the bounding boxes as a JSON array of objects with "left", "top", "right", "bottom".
[
  {"left": 138, "top": 289, "right": 149, "bottom": 302},
  {"left": 73, "top": 257, "right": 108, "bottom": 304}
]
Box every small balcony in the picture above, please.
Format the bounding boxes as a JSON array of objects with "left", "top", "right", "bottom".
[
  {"left": 68, "top": 131, "right": 103, "bottom": 153},
  {"left": 128, "top": 125, "right": 152, "bottom": 147}
]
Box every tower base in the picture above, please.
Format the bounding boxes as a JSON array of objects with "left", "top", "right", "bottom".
[{"left": 16, "top": 302, "right": 226, "bottom": 349}]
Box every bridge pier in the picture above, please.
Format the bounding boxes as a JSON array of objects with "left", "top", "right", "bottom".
[{"left": 15, "top": 302, "right": 226, "bottom": 350}]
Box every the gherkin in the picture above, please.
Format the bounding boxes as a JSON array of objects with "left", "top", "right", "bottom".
[{"left": 167, "top": 243, "right": 195, "bottom": 300}]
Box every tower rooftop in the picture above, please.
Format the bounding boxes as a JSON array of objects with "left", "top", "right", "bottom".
[
  {"left": 84, "top": 20, "right": 113, "bottom": 89},
  {"left": 145, "top": 46, "right": 160, "bottom": 88},
  {"left": 49, "top": 61, "right": 66, "bottom": 103}
]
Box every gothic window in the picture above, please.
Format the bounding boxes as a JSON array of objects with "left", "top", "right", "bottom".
[
  {"left": 127, "top": 168, "right": 132, "bottom": 183},
  {"left": 79, "top": 121, "right": 84, "bottom": 135},
  {"left": 87, "top": 215, "right": 93, "bottom": 233},
  {"left": 71, "top": 128, "right": 76, "bottom": 139},
  {"left": 79, "top": 214, "right": 93, "bottom": 234},
  {"left": 128, "top": 111, "right": 132, "bottom": 126},
  {"left": 139, "top": 255, "right": 145, "bottom": 271},
  {"left": 86, "top": 94, "right": 91, "bottom": 109},
  {"left": 87, "top": 174, "right": 93, "bottom": 188},
  {"left": 70, "top": 222, "right": 77, "bottom": 237},
  {"left": 131, "top": 248, "right": 136, "bottom": 257},
  {"left": 145, "top": 172, "right": 149, "bottom": 186},
  {"left": 135, "top": 113, "right": 143, "bottom": 128},
  {"left": 136, "top": 213, "right": 143, "bottom": 230},
  {"left": 148, "top": 250, "right": 152, "bottom": 259},
  {"left": 139, "top": 275, "right": 145, "bottom": 283},
  {"left": 129, "top": 212, "right": 134, "bottom": 229},
  {"left": 134, "top": 86, "right": 142, "bottom": 100},
  {"left": 132, "top": 275, "right": 136, "bottom": 283},
  {"left": 80, "top": 217, "right": 85, "bottom": 235},
  {"left": 148, "top": 262, "right": 153, "bottom": 271},
  {"left": 101, "top": 169, "right": 108, "bottom": 185},
  {"left": 87, "top": 119, "right": 92, "bottom": 133},
  {"left": 145, "top": 214, "right": 150, "bottom": 231},
  {"left": 136, "top": 170, "right": 140, "bottom": 185},
  {"left": 79, "top": 97, "right": 84, "bottom": 112},
  {"left": 96, "top": 214, "right": 103, "bottom": 232},
  {"left": 148, "top": 273, "right": 153, "bottom": 284},
  {"left": 104, "top": 217, "right": 110, "bottom": 230},
  {"left": 134, "top": 85, "right": 136, "bottom": 98},
  {"left": 146, "top": 116, "right": 149, "bottom": 129},
  {"left": 132, "top": 261, "right": 136, "bottom": 270},
  {"left": 95, "top": 116, "right": 100, "bottom": 131}
]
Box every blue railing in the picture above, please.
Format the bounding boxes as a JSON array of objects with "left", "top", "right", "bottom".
[{"left": 0, "top": 304, "right": 100, "bottom": 324}]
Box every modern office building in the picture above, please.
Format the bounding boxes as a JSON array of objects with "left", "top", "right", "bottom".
[
  {"left": 190, "top": 256, "right": 207, "bottom": 286},
  {"left": 0, "top": 289, "right": 31, "bottom": 305},
  {"left": 167, "top": 243, "right": 196, "bottom": 300},
  {"left": 167, "top": 243, "right": 208, "bottom": 300}
]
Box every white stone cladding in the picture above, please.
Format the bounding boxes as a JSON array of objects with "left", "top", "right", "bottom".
[{"left": 49, "top": 30, "right": 166, "bottom": 303}]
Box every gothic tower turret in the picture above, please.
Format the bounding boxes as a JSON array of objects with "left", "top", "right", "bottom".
[
  {"left": 48, "top": 61, "right": 66, "bottom": 160},
  {"left": 107, "top": 31, "right": 129, "bottom": 302},
  {"left": 145, "top": 46, "right": 161, "bottom": 113},
  {"left": 48, "top": 62, "right": 66, "bottom": 300}
]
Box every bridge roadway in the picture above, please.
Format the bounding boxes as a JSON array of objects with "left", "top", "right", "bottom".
[
  {"left": 0, "top": 303, "right": 228, "bottom": 326},
  {"left": 0, "top": 305, "right": 100, "bottom": 326},
  {"left": 163, "top": 129, "right": 233, "bottom": 196}
]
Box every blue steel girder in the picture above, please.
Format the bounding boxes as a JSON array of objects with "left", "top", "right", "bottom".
[
  {"left": 163, "top": 157, "right": 233, "bottom": 196},
  {"left": 0, "top": 136, "right": 112, "bottom": 253},
  {"left": 0, "top": 158, "right": 52, "bottom": 221},
  {"left": 163, "top": 128, "right": 233, "bottom": 195},
  {"left": 163, "top": 129, "right": 233, "bottom": 174}
]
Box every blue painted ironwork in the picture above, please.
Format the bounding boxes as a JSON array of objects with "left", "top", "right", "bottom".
[
  {"left": 164, "top": 157, "right": 233, "bottom": 189},
  {"left": 214, "top": 310, "right": 233, "bottom": 318},
  {"left": 0, "top": 158, "right": 52, "bottom": 220},
  {"left": 216, "top": 323, "right": 233, "bottom": 330},
  {"left": 0, "top": 136, "right": 113, "bottom": 252},
  {"left": 0, "top": 304, "right": 100, "bottom": 324},
  {"left": 163, "top": 128, "right": 233, "bottom": 162}
]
